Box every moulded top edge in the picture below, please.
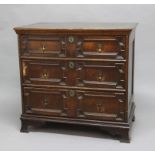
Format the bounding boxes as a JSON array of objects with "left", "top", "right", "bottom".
[{"left": 14, "top": 22, "right": 138, "bottom": 31}]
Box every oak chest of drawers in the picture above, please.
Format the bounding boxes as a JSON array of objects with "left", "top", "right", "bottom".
[{"left": 14, "top": 23, "right": 137, "bottom": 142}]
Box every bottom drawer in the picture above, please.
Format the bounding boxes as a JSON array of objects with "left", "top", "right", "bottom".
[{"left": 23, "top": 87, "right": 126, "bottom": 121}]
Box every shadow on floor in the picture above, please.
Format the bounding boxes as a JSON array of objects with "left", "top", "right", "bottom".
[{"left": 28, "top": 122, "right": 119, "bottom": 141}]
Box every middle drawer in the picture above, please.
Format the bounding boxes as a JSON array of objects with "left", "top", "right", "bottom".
[{"left": 22, "top": 59, "right": 125, "bottom": 89}]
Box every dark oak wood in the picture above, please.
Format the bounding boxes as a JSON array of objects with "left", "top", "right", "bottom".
[{"left": 14, "top": 23, "right": 137, "bottom": 142}]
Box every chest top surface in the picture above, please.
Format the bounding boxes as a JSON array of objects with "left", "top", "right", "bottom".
[{"left": 14, "top": 22, "right": 137, "bottom": 32}]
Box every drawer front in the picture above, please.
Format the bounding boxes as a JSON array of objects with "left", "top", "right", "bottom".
[
  {"left": 76, "top": 90, "right": 125, "bottom": 121},
  {"left": 75, "top": 61, "right": 125, "bottom": 89},
  {"left": 22, "top": 60, "right": 67, "bottom": 85},
  {"left": 20, "top": 35, "right": 66, "bottom": 57},
  {"left": 23, "top": 88, "right": 125, "bottom": 121},
  {"left": 22, "top": 60, "right": 125, "bottom": 89},
  {"left": 66, "top": 35, "right": 126, "bottom": 59},
  {"left": 23, "top": 88, "right": 68, "bottom": 117}
]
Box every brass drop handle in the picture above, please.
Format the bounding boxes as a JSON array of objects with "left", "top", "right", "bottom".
[
  {"left": 41, "top": 72, "right": 48, "bottom": 79},
  {"left": 41, "top": 43, "right": 46, "bottom": 52},
  {"left": 68, "top": 61, "right": 75, "bottom": 69},
  {"left": 43, "top": 97, "right": 48, "bottom": 106},
  {"left": 97, "top": 43, "right": 103, "bottom": 53},
  {"left": 97, "top": 103, "right": 105, "bottom": 112},
  {"left": 69, "top": 90, "right": 75, "bottom": 97},
  {"left": 68, "top": 36, "right": 74, "bottom": 43},
  {"left": 97, "top": 72, "right": 105, "bottom": 81},
  {"left": 98, "top": 75, "right": 102, "bottom": 81}
]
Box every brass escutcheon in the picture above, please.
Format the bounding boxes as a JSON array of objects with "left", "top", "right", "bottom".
[
  {"left": 69, "top": 90, "right": 75, "bottom": 97},
  {"left": 69, "top": 61, "right": 75, "bottom": 69},
  {"left": 68, "top": 36, "right": 74, "bottom": 43}
]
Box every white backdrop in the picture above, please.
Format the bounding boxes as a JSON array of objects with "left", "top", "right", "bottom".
[{"left": 0, "top": 4, "right": 155, "bottom": 150}]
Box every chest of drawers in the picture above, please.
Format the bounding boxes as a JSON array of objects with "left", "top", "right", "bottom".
[{"left": 14, "top": 23, "right": 136, "bottom": 142}]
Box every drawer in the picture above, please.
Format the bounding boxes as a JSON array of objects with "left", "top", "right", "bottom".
[
  {"left": 23, "top": 87, "right": 125, "bottom": 121},
  {"left": 20, "top": 35, "right": 66, "bottom": 57},
  {"left": 22, "top": 60, "right": 68, "bottom": 85},
  {"left": 22, "top": 60, "right": 125, "bottom": 89},
  {"left": 20, "top": 35, "right": 126, "bottom": 60},
  {"left": 76, "top": 90, "right": 125, "bottom": 121},
  {"left": 67, "top": 35, "right": 126, "bottom": 59},
  {"left": 75, "top": 61, "right": 125, "bottom": 89}
]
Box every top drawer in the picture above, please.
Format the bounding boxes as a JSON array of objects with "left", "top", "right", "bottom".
[
  {"left": 20, "top": 35, "right": 66, "bottom": 57},
  {"left": 20, "top": 35, "right": 126, "bottom": 60},
  {"left": 67, "top": 35, "right": 126, "bottom": 60}
]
